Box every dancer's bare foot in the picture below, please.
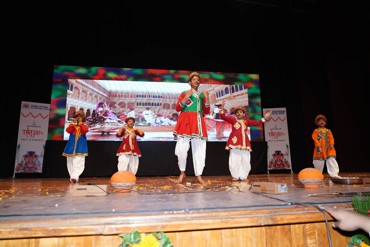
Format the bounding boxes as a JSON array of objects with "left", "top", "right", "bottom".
[
  {"left": 175, "top": 172, "right": 186, "bottom": 183},
  {"left": 196, "top": 176, "right": 208, "bottom": 186}
]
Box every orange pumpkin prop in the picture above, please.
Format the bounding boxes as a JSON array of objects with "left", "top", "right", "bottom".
[
  {"left": 110, "top": 171, "right": 136, "bottom": 193},
  {"left": 298, "top": 168, "right": 324, "bottom": 189}
]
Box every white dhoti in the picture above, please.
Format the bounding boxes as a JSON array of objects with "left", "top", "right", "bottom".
[
  {"left": 67, "top": 156, "right": 85, "bottom": 181},
  {"left": 118, "top": 154, "right": 139, "bottom": 175},
  {"left": 313, "top": 157, "right": 339, "bottom": 177},
  {"left": 175, "top": 137, "right": 206, "bottom": 176},
  {"left": 229, "top": 149, "right": 251, "bottom": 180}
]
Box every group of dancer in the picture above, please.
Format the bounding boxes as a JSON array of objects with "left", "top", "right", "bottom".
[
  {"left": 61, "top": 78, "right": 366, "bottom": 240},
  {"left": 62, "top": 71, "right": 340, "bottom": 185}
]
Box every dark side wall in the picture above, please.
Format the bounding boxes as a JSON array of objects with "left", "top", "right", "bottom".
[{"left": 2, "top": 1, "right": 369, "bottom": 178}]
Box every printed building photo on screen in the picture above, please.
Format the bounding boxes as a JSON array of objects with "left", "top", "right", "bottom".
[
  {"left": 48, "top": 66, "right": 262, "bottom": 142},
  {"left": 64, "top": 79, "right": 252, "bottom": 142}
]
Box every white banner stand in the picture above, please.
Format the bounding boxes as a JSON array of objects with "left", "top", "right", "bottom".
[
  {"left": 14, "top": 101, "right": 50, "bottom": 176},
  {"left": 263, "top": 107, "right": 292, "bottom": 173}
]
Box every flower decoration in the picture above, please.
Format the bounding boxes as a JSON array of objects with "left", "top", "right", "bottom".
[
  {"left": 119, "top": 230, "right": 173, "bottom": 247},
  {"left": 348, "top": 196, "right": 370, "bottom": 247}
]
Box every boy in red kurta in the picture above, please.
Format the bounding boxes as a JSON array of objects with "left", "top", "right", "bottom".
[
  {"left": 220, "top": 102, "right": 271, "bottom": 182},
  {"left": 312, "top": 114, "right": 340, "bottom": 178},
  {"left": 173, "top": 72, "right": 210, "bottom": 186},
  {"left": 116, "top": 117, "right": 144, "bottom": 175}
]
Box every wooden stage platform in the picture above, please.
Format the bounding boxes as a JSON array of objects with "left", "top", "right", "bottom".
[{"left": 1, "top": 172, "right": 370, "bottom": 247}]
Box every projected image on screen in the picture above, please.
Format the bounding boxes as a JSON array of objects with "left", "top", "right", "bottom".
[
  {"left": 65, "top": 79, "right": 253, "bottom": 141},
  {"left": 49, "top": 66, "right": 263, "bottom": 142}
]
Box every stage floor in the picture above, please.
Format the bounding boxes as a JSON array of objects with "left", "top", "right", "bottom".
[
  {"left": 1, "top": 173, "right": 370, "bottom": 219},
  {"left": 1, "top": 172, "right": 370, "bottom": 242}
]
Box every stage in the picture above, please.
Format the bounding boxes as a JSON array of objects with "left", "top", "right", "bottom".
[{"left": 1, "top": 173, "right": 370, "bottom": 246}]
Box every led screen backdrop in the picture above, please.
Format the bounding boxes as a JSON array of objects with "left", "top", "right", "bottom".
[{"left": 49, "top": 66, "right": 263, "bottom": 142}]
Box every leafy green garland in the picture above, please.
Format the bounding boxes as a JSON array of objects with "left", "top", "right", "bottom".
[
  {"left": 119, "top": 230, "right": 173, "bottom": 247},
  {"left": 348, "top": 196, "right": 370, "bottom": 247}
]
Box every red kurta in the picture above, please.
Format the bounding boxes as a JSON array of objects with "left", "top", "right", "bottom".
[
  {"left": 116, "top": 128, "right": 144, "bottom": 157},
  {"left": 173, "top": 91, "right": 210, "bottom": 139},
  {"left": 66, "top": 122, "right": 89, "bottom": 135},
  {"left": 62, "top": 123, "right": 89, "bottom": 157},
  {"left": 220, "top": 112, "right": 264, "bottom": 151}
]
